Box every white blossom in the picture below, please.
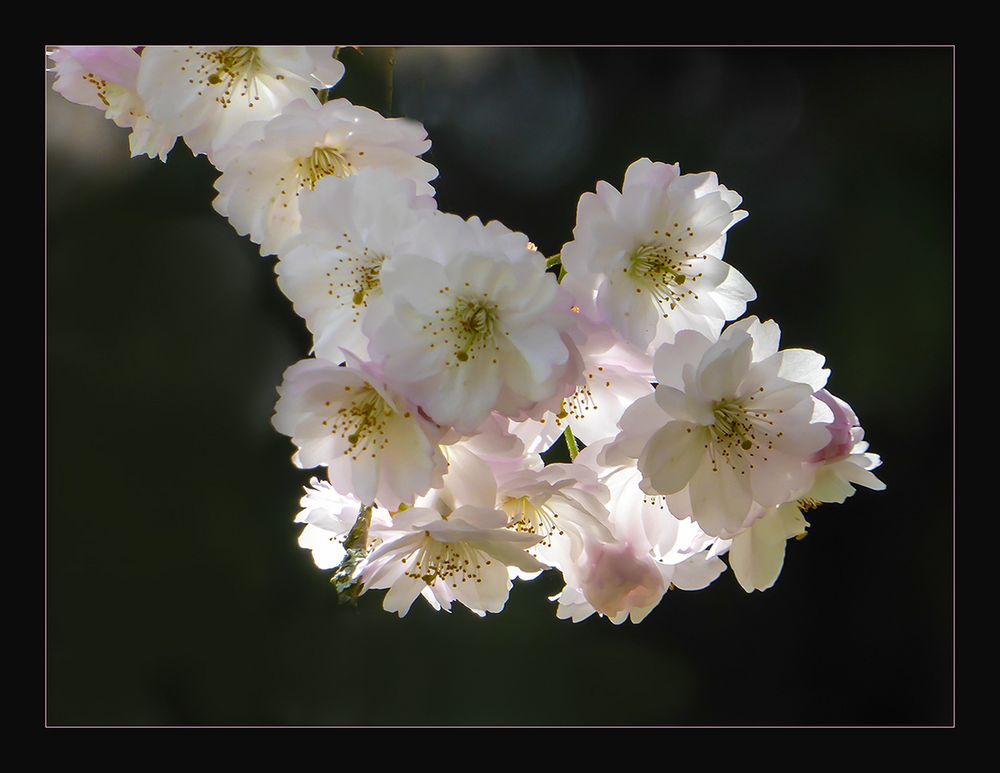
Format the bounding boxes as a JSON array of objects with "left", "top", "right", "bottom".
[
  {"left": 364, "top": 213, "right": 578, "bottom": 432},
  {"left": 213, "top": 99, "right": 437, "bottom": 256},
  {"left": 552, "top": 440, "right": 726, "bottom": 624},
  {"left": 497, "top": 462, "right": 615, "bottom": 577},
  {"left": 136, "top": 46, "right": 345, "bottom": 160},
  {"left": 48, "top": 45, "right": 176, "bottom": 161},
  {"left": 561, "top": 158, "right": 755, "bottom": 354},
  {"left": 602, "top": 317, "right": 834, "bottom": 539},
  {"left": 275, "top": 169, "right": 435, "bottom": 359},
  {"left": 271, "top": 355, "right": 447, "bottom": 511},
  {"left": 803, "top": 389, "right": 886, "bottom": 504},
  {"left": 360, "top": 505, "right": 545, "bottom": 617}
]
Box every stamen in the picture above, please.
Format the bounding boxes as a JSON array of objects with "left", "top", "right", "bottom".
[
  {"left": 626, "top": 242, "right": 703, "bottom": 317},
  {"left": 192, "top": 46, "right": 263, "bottom": 108},
  {"left": 299, "top": 146, "right": 354, "bottom": 191},
  {"left": 429, "top": 296, "right": 500, "bottom": 366},
  {"left": 404, "top": 539, "right": 489, "bottom": 587},
  {"left": 706, "top": 397, "right": 777, "bottom": 473},
  {"left": 503, "top": 496, "right": 564, "bottom": 547},
  {"left": 326, "top": 385, "right": 395, "bottom": 459},
  {"left": 797, "top": 498, "right": 822, "bottom": 513}
]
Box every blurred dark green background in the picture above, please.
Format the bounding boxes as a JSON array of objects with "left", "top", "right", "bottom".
[{"left": 46, "top": 47, "right": 953, "bottom": 726}]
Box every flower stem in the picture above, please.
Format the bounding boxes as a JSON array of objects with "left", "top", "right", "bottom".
[{"left": 564, "top": 425, "right": 579, "bottom": 461}]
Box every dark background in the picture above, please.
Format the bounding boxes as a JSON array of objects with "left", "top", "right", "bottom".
[{"left": 46, "top": 46, "right": 953, "bottom": 726}]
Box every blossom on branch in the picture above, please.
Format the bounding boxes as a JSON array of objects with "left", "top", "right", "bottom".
[
  {"left": 602, "top": 317, "right": 834, "bottom": 539},
  {"left": 137, "top": 46, "right": 345, "bottom": 160},
  {"left": 364, "top": 213, "right": 579, "bottom": 432},
  {"left": 561, "top": 158, "right": 755, "bottom": 354},
  {"left": 48, "top": 45, "right": 176, "bottom": 161},
  {"left": 275, "top": 168, "right": 436, "bottom": 359},
  {"left": 213, "top": 99, "right": 437, "bottom": 256}
]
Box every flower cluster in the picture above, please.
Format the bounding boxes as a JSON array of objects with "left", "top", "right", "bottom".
[{"left": 49, "top": 46, "right": 885, "bottom": 622}]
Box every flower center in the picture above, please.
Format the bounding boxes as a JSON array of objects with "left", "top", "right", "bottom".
[
  {"left": 351, "top": 253, "right": 384, "bottom": 307},
  {"left": 403, "top": 538, "right": 491, "bottom": 587},
  {"left": 711, "top": 399, "right": 756, "bottom": 451},
  {"left": 324, "top": 385, "right": 395, "bottom": 459},
  {"left": 299, "top": 146, "right": 354, "bottom": 191},
  {"left": 196, "top": 46, "right": 263, "bottom": 108},
  {"left": 446, "top": 297, "right": 499, "bottom": 363},
  {"left": 626, "top": 241, "right": 701, "bottom": 317},
  {"left": 503, "top": 496, "right": 564, "bottom": 547},
  {"left": 706, "top": 393, "right": 779, "bottom": 473}
]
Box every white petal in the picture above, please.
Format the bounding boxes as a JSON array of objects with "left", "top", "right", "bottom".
[{"left": 640, "top": 422, "right": 709, "bottom": 495}]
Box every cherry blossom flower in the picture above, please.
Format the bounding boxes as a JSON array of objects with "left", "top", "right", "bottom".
[
  {"left": 364, "top": 213, "right": 578, "bottom": 432},
  {"left": 136, "top": 46, "right": 345, "bottom": 159},
  {"left": 271, "top": 355, "right": 447, "bottom": 511},
  {"left": 497, "top": 462, "right": 614, "bottom": 574},
  {"left": 602, "top": 317, "right": 834, "bottom": 539},
  {"left": 360, "top": 505, "right": 545, "bottom": 617},
  {"left": 213, "top": 99, "right": 437, "bottom": 257},
  {"left": 551, "top": 440, "right": 727, "bottom": 624},
  {"left": 48, "top": 45, "right": 176, "bottom": 161},
  {"left": 561, "top": 158, "right": 755, "bottom": 354},
  {"left": 274, "top": 169, "right": 435, "bottom": 362},
  {"left": 803, "top": 389, "right": 886, "bottom": 504}
]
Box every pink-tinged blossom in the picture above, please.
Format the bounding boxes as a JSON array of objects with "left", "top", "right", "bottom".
[
  {"left": 804, "top": 389, "right": 886, "bottom": 504},
  {"left": 360, "top": 505, "right": 545, "bottom": 617},
  {"left": 48, "top": 46, "right": 176, "bottom": 161},
  {"left": 551, "top": 440, "right": 726, "bottom": 624},
  {"left": 364, "top": 213, "right": 579, "bottom": 432},
  {"left": 214, "top": 99, "right": 437, "bottom": 257},
  {"left": 561, "top": 158, "right": 755, "bottom": 354},
  {"left": 136, "top": 46, "right": 345, "bottom": 160},
  {"left": 602, "top": 317, "right": 834, "bottom": 539},
  {"left": 497, "top": 462, "right": 614, "bottom": 575},
  {"left": 271, "top": 355, "right": 447, "bottom": 511},
  {"left": 275, "top": 169, "right": 436, "bottom": 359}
]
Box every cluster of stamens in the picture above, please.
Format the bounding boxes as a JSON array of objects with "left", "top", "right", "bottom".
[
  {"left": 503, "top": 496, "right": 564, "bottom": 547},
  {"left": 625, "top": 224, "right": 704, "bottom": 317},
  {"left": 401, "top": 536, "right": 491, "bottom": 587},
  {"left": 423, "top": 291, "right": 502, "bottom": 366},
  {"left": 797, "top": 498, "right": 822, "bottom": 512},
  {"left": 81, "top": 72, "right": 111, "bottom": 107},
  {"left": 181, "top": 46, "right": 264, "bottom": 107},
  {"left": 705, "top": 391, "right": 777, "bottom": 473},
  {"left": 298, "top": 146, "right": 354, "bottom": 191},
  {"left": 322, "top": 385, "right": 396, "bottom": 460},
  {"left": 323, "top": 238, "right": 386, "bottom": 320}
]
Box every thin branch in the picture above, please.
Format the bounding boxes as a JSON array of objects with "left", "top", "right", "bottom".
[
  {"left": 386, "top": 47, "right": 396, "bottom": 117},
  {"left": 330, "top": 502, "right": 373, "bottom": 605}
]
